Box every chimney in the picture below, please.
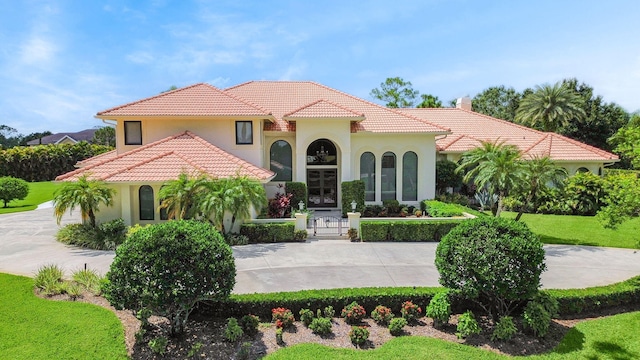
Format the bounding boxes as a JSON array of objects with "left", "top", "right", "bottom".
[{"left": 456, "top": 97, "right": 472, "bottom": 111}]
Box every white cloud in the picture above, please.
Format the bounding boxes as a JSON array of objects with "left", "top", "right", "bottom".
[{"left": 20, "top": 36, "right": 57, "bottom": 65}]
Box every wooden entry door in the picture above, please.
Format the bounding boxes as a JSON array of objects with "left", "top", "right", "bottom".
[{"left": 307, "top": 169, "right": 337, "bottom": 207}]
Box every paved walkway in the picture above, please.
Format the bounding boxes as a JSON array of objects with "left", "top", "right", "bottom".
[{"left": 1, "top": 207, "right": 639, "bottom": 294}]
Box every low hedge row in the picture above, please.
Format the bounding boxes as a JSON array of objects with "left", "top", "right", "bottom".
[
  {"left": 360, "top": 220, "right": 462, "bottom": 242},
  {"left": 239, "top": 223, "right": 298, "bottom": 243},
  {"left": 203, "top": 275, "right": 640, "bottom": 320},
  {"left": 421, "top": 200, "right": 465, "bottom": 217}
]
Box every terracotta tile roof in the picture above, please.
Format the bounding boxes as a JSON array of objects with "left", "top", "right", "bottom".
[
  {"left": 56, "top": 131, "right": 275, "bottom": 182},
  {"left": 224, "top": 81, "right": 449, "bottom": 134},
  {"left": 284, "top": 99, "right": 365, "bottom": 119},
  {"left": 77, "top": 149, "right": 118, "bottom": 167},
  {"left": 401, "top": 108, "right": 618, "bottom": 162},
  {"left": 97, "top": 83, "right": 272, "bottom": 117}
]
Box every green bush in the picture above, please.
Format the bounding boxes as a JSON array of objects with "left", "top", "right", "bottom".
[
  {"left": 309, "top": 317, "right": 332, "bottom": 335},
  {"left": 435, "top": 192, "right": 469, "bottom": 206},
  {"left": 383, "top": 199, "right": 401, "bottom": 214},
  {"left": 426, "top": 291, "right": 451, "bottom": 328},
  {"left": 456, "top": 310, "right": 481, "bottom": 339},
  {"left": 349, "top": 326, "right": 369, "bottom": 347},
  {"left": 56, "top": 218, "right": 126, "bottom": 250},
  {"left": 148, "top": 336, "right": 168, "bottom": 355},
  {"left": 360, "top": 220, "right": 463, "bottom": 242},
  {"left": 33, "top": 264, "right": 65, "bottom": 296},
  {"left": 224, "top": 233, "right": 249, "bottom": 246},
  {"left": 285, "top": 182, "right": 307, "bottom": 210},
  {"left": 98, "top": 218, "right": 127, "bottom": 249},
  {"left": 239, "top": 223, "right": 296, "bottom": 243},
  {"left": 71, "top": 268, "right": 102, "bottom": 295},
  {"left": 388, "top": 317, "right": 407, "bottom": 336},
  {"left": 0, "top": 176, "right": 29, "bottom": 207},
  {"left": 371, "top": 305, "right": 395, "bottom": 325},
  {"left": 341, "top": 301, "right": 366, "bottom": 324},
  {"left": 323, "top": 305, "right": 335, "bottom": 318},
  {"left": 341, "top": 180, "right": 365, "bottom": 216},
  {"left": 293, "top": 230, "right": 307, "bottom": 242},
  {"left": 522, "top": 301, "right": 551, "bottom": 338},
  {"left": 360, "top": 222, "right": 389, "bottom": 241},
  {"left": 400, "top": 300, "right": 422, "bottom": 323},
  {"left": 491, "top": 316, "right": 517, "bottom": 341},
  {"left": 239, "top": 314, "right": 259, "bottom": 336},
  {"left": 299, "top": 308, "right": 314, "bottom": 326},
  {"left": 272, "top": 307, "right": 295, "bottom": 329},
  {"left": 421, "top": 200, "right": 464, "bottom": 217},
  {"left": 103, "top": 220, "right": 236, "bottom": 336},
  {"left": 436, "top": 217, "right": 546, "bottom": 320},
  {"left": 224, "top": 318, "right": 244, "bottom": 342}
]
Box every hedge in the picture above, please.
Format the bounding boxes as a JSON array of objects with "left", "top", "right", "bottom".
[
  {"left": 201, "top": 275, "right": 640, "bottom": 320},
  {"left": 239, "top": 223, "right": 298, "bottom": 243},
  {"left": 341, "top": 180, "right": 365, "bottom": 216},
  {"left": 360, "top": 220, "right": 463, "bottom": 242},
  {"left": 0, "top": 142, "right": 112, "bottom": 181},
  {"left": 421, "top": 200, "right": 464, "bottom": 217}
]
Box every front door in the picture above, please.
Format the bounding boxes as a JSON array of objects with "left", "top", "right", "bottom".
[{"left": 307, "top": 169, "right": 337, "bottom": 208}]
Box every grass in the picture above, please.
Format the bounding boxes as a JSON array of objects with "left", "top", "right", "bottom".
[
  {"left": 501, "top": 211, "right": 640, "bottom": 249},
  {"left": 0, "top": 181, "right": 61, "bottom": 214},
  {"left": 0, "top": 273, "right": 127, "bottom": 360},
  {"left": 266, "top": 311, "right": 640, "bottom": 360}
]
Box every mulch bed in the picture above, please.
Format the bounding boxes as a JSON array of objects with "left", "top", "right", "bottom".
[{"left": 40, "top": 290, "right": 640, "bottom": 359}]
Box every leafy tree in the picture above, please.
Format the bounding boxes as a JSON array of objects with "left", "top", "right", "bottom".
[
  {"left": 92, "top": 126, "right": 115, "bottom": 147},
  {"left": 435, "top": 217, "right": 546, "bottom": 320},
  {"left": 609, "top": 114, "right": 640, "bottom": 169},
  {"left": 512, "top": 156, "right": 567, "bottom": 221},
  {"left": 597, "top": 172, "right": 640, "bottom": 229},
  {"left": 471, "top": 85, "right": 525, "bottom": 121},
  {"left": 456, "top": 141, "right": 525, "bottom": 217},
  {"left": 416, "top": 94, "right": 443, "bottom": 108},
  {"left": 435, "top": 160, "right": 462, "bottom": 193},
  {"left": 0, "top": 125, "right": 21, "bottom": 149},
  {"left": 158, "top": 172, "right": 211, "bottom": 220},
  {"left": 103, "top": 220, "right": 236, "bottom": 336},
  {"left": 515, "top": 82, "right": 586, "bottom": 132},
  {"left": 370, "top": 77, "right": 419, "bottom": 108},
  {"left": 0, "top": 176, "right": 29, "bottom": 207},
  {"left": 53, "top": 174, "right": 116, "bottom": 228}
]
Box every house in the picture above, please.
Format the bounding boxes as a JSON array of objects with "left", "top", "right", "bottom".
[
  {"left": 26, "top": 129, "right": 98, "bottom": 145},
  {"left": 56, "top": 82, "right": 617, "bottom": 226}
]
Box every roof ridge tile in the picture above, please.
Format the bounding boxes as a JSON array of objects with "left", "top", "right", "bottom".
[
  {"left": 283, "top": 99, "right": 365, "bottom": 117},
  {"left": 97, "top": 83, "right": 205, "bottom": 115}
]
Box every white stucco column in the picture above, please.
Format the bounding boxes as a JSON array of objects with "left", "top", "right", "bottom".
[
  {"left": 120, "top": 184, "right": 132, "bottom": 226},
  {"left": 347, "top": 212, "right": 361, "bottom": 230},
  {"left": 295, "top": 213, "right": 308, "bottom": 231}
]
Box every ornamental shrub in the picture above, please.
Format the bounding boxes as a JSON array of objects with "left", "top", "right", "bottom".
[
  {"left": 239, "top": 314, "right": 260, "bottom": 336},
  {"left": 103, "top": 220, "right": 236, "bottom": 336},
  {"left": 224, "top": 318, "right": 244, "bottom": 342},
  {"left": 421, "top": 200, "right": 464, "bottom": 217},
  {"left": 0, "top": 176, "right": 28, "bottom": 208},
  {"left": 285, "top": 182, "right": 307, "bottom": 210},
  {"left": 491, "top": 316, "right": 517, "bottom": 341},
  {"left": 426, "top": 291, "right": 451, "bottom": 328},
  {"left": 436, "top": 217, "right": 546, "bottom": 319},
  {"left": 371, "top": 305, "right": 394, "bottom": 325},
  {"left": 309, "top": 317, "right": 332, "bottom": 335},
  {"left": 349, "top": 326, "right": 369, "bottom": 347},
  {"left": 299, "top": 308, "right": 314, "bottom": 326},
  {"left": 400, "top": 300, "right": 422, "bottom": 323},
  {"left": 522, "top": 301, "right": 551, "bottom": 338},
  {"left": 240, "top": 223, "right": 296, "bottom": 243},
  {"left": 323, "top": 305, "right": 335, "bottom": 318},
  {"left": 272, "top": 307, "right": 295, "bottom": 329},
  {"left": 456, "top": 310, "right": 481, "bottom": 339},
  {"left": 388, "top": 317, "right": 407, "bottom": 336},
  {"left": 341, "top": 301, "right": 366, "bottom": 324},
  {"left": 341, "top": 180, "right": 365, "bottom": 216}
]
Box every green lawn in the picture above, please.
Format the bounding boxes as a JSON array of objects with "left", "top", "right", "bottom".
[
  {"left": 266, "top": 311, "right": 640, "bottom": 360},
  {"left": 501, "top": 211, "right": 640, "bottom": 249},
  {"left": 0, "top": 181, "right": 61, "bottom": 215},
  {"left": 0, "top": 273, "right": 127, "bottom": 360}
]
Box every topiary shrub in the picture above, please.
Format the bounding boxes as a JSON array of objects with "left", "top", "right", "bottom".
[
  {"left": 388, "top": 317, "right": 407, "bottom": 336},
  {"left": 435, "top": 217, "right": 546, "bottom": 320},
  {"left": 456, "top": 310, "right": 481, "bottom": 339},
  {"left": 426, "top": 290, "right": 451, "bottom": 328},
  {"left": 349, "top": 326, "right": 369, "bottom": 347},
  {"left": 308, "top": 317, "right": 332, "bottom": 335},
  {"left": 341, "top": 180, "right": 365, "bottom": 216},
  {"left": 0, "top": 176, "right": 29, "bottom": 207},
  {"left": 103, "top": 220, "right": 236, "bottom": 336}
]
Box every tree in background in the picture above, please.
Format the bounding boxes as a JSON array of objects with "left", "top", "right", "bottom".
[
  {"left": 370, "top": 77, "right": 419, "bottom": 108},
  {"left": 435, "top": 160, "right": 462, "bottom": 193},
  {"left": 0, "top": 176, "right": 29, "bottom": 207},
  {"left": 597, "top": 172, "right": 640, "bottom": 230},
  {"left": 93, "top": 126, "right": 116, "bottom": 147},
  {"left": 0, "top": 125, "right": 21, "bottom": 149},
  {"left": 608, "top": 114, "right": 640, "bottom": 169},
  {"left": 515, "top": 82, "right": 586, "bottom": 132},
  {"left": 457, "top": 141, "right": 525, "bottom": 217},
  {"left": 53, "top": 174, "right": 115, "bottom": 228},
  {"left": 416, "top": 94, "right": 443, "bottom": 108},
  {"left": 512, "top": 156, "right": 567, "bottom": 221},
  {"left": 471, "top": 85, "right": 529, "bottom": 122}
]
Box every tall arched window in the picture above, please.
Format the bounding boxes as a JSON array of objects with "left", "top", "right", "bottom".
[
  {"left": 360, "top": 152, "right": 376, "bottom": 201},
  {"left": 381, "top": 152, "right": 396, "bottom": 201},
  {"left": 139, "top": 185, "right": 154, "bottom": 221},
  {"left": 270, "top": 140, "right": 292, "bottom": 181},
  {"left": 402, "top": 151, "right": 418, "bottom": 201}
]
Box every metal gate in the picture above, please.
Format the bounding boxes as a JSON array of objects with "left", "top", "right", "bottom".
[{"left": 312, "top": 216, "right": 349, "bottom": 236}]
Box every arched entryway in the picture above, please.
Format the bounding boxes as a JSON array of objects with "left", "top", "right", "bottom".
[{"left": 306, "top": 139, "right": 338, "bottom": 208}]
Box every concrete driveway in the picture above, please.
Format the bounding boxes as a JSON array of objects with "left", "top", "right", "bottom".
[{"left": 1, "top": 207, "right": 639, "bottom": 294}]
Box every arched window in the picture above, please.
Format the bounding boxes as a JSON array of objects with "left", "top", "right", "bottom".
[
  {"left": 577, "top": 167, "right": 590, "bottom": 174},
  {"left": 402, "top": 151, "right": 418, "bottom": 201},
  {"left": 360, "top": 152, "right": 376, "bottom": 201},
  {"left": 306, "top": 139, "right": 337, "bottom": 165},
  {"left": 270, "top": 140, "right": 292, "bottom": 181},
  {"left": 139, "top": 185, "right": 154, "bottom": 221},
  {"left": 381, "top": 152, "right": 396, "bottom": 201}
]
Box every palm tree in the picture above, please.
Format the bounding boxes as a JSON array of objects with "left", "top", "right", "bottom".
[
  {"left": 158, "top": 172, "right": 211, "bottom": 220},
  {"left": 515, "top": 82, "right": 585, "bottom": 132},
  {"left": 514, "top": 156, "right": 567, "bottom": 221},
  {"left": 457, "top": 140, "right": 525, "bottom": 217},
  {"left": 53, "top": 174, "right": 116, "bottom": 228}
]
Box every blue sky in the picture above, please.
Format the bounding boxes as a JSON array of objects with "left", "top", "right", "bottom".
[{"left": 2, "top": 0, "right": 640, "bottom": 134}]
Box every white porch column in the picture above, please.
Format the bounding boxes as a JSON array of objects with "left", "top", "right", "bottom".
[
  {"left": 120, "top": 184, "right": 132, "bottom": 226},
  {"left": 295, "top": 213, "right": 308, "bottom": 231}
]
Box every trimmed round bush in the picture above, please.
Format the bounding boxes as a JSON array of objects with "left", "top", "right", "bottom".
[
  {"left": 103, "top": 220, "right": 236, "bottom": 336},
  {"left": 435, "top": 217, "right": 546, "bottom": 319},
  {"left": 0, "top": 176, "right": 29, "bottom": 208}
]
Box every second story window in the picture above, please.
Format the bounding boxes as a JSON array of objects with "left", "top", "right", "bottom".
[
  {"left": 235, "top": 121, "right": 253, "bottom": 145},
  {"left": 124, "top": 121, "right": 142, "bottom": 145}
]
